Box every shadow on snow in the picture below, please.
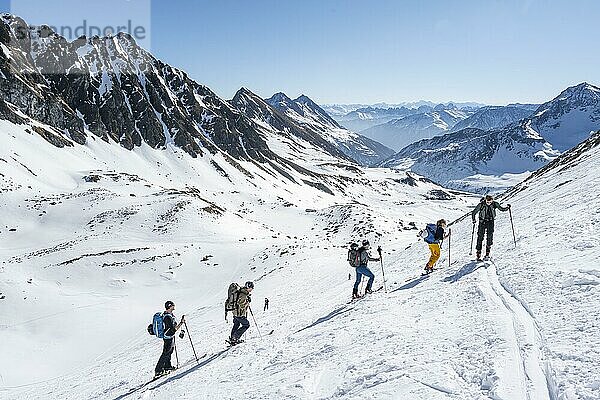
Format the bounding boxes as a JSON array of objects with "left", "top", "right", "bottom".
[
  {"left": 443, "top": 261, "right": 487, "bottom": 283},
  {"left": 294, "top": 306, "right": 353, "bottom": 334},
  {"left": 391, "top": 275, "right": 430, "bottom": 292}
]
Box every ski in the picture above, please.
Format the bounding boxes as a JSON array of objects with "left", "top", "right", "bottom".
[
  {"left": 348, "top": 285, "right": 384, "bottom": 303},
  {"left": 369, "top": 285, "right": 385, "bottom": 294},
  {"left": 116, "top": 368, "right": 177, "bottom": 399},
  {"left": 225, "top": 329, "right": 274, "bottom": 346},
  {"left": 117, "top": 352, "right": 209, "bottom": 399},
  {"left": 225, "top": 339, "right": 244, "bottom": 346},
  {"left": 419, "top": 267, "right": 442, "bottom": 277}
]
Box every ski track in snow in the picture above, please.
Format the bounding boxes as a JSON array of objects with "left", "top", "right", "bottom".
[{"left": 478, "top": 260, "right": 553, "bottom": 400}]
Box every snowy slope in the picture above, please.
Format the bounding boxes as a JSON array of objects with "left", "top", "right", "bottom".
[
  {"left": 0, "top": 115, "right": 472, "bottom": 397},
  {"left": 8, "top": 131, "right": 599, "bottom": 400},
  {"left": 362, "top": 106, "right": 471, "bottom": 151}
]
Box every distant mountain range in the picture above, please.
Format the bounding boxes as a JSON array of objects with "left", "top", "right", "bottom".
[
  {"left": 321, "top": 101, "right": 486, "bottom": 117},
  {"left": 379, "top": 82, "right": 600, "bottom": 192},
  {"left": 361, "top": 104, "right": 472, "bottom": 151},
  {"left": 327, "top": 101, "right": 544, "bottom": 152}
]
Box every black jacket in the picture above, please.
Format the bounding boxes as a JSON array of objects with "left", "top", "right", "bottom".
[
  {"left": 472, "top": 200, "right": 509, "bottom": 222},
  {"left": 434, "top": 226, "right": 445, "bottom": 242},
  {"left": 163, "top": 313, "right": 176, "bottom": 338}
]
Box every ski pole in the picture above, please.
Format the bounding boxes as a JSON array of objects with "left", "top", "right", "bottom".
[
  {"left": 469, "top": 221, "right": 475, "bottom": 255},
  {"left": 377, "top": 246, "right": 387, "bottom": 293},
  {"left": 174, "top": 339, "right": 180, "bottom": 368},
  {"left": 448, "top": 229, "right": 451, "bottom": 268},
  {"left": 183, "top": 320, "right": 200, "bottom": 364},
  {"left": 248, "top": 305, "right": 263, "bottom": 340},
  {"left": 508, "top": 207, "right": 517, "bottom": 248}
]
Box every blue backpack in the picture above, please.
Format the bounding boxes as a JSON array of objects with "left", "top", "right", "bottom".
[
  {"left": 423, "top": 223, "right": 438, "bottom": 244},
  {"left": 147, "top": 312, "right": 166, "bottom": 339}
]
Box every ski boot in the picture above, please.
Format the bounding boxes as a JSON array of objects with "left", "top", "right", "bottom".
[
  {"left": 476, "top": 252, "right": 482, "bottom": 262},
  {"left": 484, "top": 247, "right": 491, "bottom": 261},
  {"left": 364, "top": 286, "right": 373, "bottom": 295},
  {"left": 352, "top": 288, "right": 361, "bottom": 299}
]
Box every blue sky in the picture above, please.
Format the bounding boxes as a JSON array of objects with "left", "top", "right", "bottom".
[{"left": 3, "top": 0, "right": 599, "bottom": 104}]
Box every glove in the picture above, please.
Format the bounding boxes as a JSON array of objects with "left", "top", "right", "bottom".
[
  {"left": 507, "top": 204, "right": 511, "bottom": 209},
  {"left": 472, "top": 219, "right": 476, "bottom": 224},
  {"left": 247, "top": 296, "right": 251, "bottom": 303}
]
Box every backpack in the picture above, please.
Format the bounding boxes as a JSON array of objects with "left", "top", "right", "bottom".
[
  {"left": 422, "top": 223, "right": 438, "bottom": 244},
  {"left": 225, "top": 282, "right": 241, "bottom": 318},
  {"left": 147, "top": 312, "right": 165, "bottom": 338},
  {"left": 347, "top": 243, "right": 361, "bottom": 267}
]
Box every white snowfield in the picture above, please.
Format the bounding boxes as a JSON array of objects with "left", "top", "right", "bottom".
[{"left": 1, "top": 120, "right": 599, "bottom": 400}]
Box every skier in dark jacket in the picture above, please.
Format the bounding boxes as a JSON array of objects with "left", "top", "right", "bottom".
[
  {"left": 424, "top": 219, "right": 449, "bottom": 274},
  {"left": 472, "top": 195, "right": 510, "bottom": 260},
  {"left": 352, "top": 239, "right": 380, "bottom": 299},
  {"left": 155, "top": 301, "right": 185, "bottom": 378}
]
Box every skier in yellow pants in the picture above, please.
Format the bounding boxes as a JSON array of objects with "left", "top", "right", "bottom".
[
  {"left": 422, "top": 219, "right": 449, "bottom": 274},
  {"left": 426, "top": 242, "right": 441, "bottom": 269}
]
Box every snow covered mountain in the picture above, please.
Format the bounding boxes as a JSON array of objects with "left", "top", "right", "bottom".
[
  {"left": 362, "top": 105, "right": 472, "bottom": 151},
  {"left": 380, "top": 125, "right": 558, "bottom": 192},
  {"left": 0, "top": 14, "right": 282, "bottom": 165},
  {"left": 266, "top": 92, "right": 395, "bottom": 165},
  {"left": 449, "top": 104, "right": 538, "bottom": 133},
  {"left": 526, "top": 82, "right": 600, "bottom": 151},
  {"left": 381, "top": 83, "right": 600, "bottom": 192},
  {"left": 230, "top": 88, "right": 352, "bottom": 163},
  {"left": 335, "top": 106, "right": 416, "bottom": 132}
]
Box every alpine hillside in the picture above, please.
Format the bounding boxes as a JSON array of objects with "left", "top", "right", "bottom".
[
  {"left": 449, "top": 104, "right": 538, "bottom": 133},
  {"left": 266, "top": 92, "right": 395, "bottom": 165}
]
